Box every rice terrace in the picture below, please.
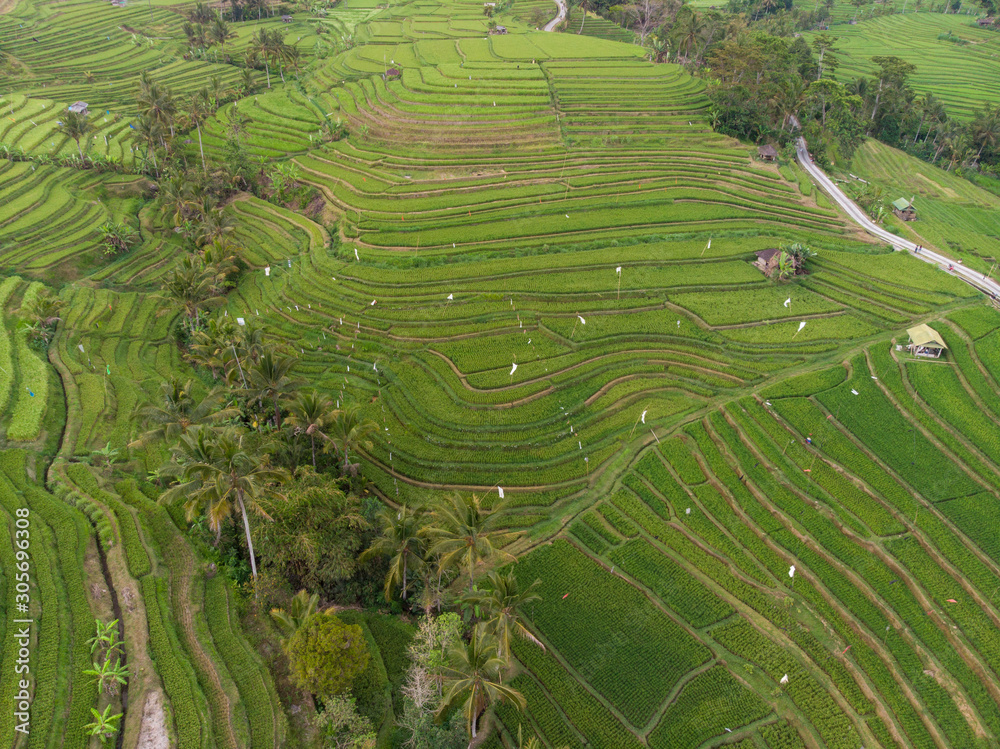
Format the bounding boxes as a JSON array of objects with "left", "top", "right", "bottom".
[{"left": 4, "top": 0, "right": 1000, "bottom": 744}]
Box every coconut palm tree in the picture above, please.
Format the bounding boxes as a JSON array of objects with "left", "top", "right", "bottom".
[
  {"left": 285, "top": 390, "right": 337, "bottom": 469},
  {"left": 436, "top": 624, "right": 526, "bottom": 740},
  {"left": 248, "top": 350, "right": 304, "bottom": 428},
  {"left": 210, "top": 16, "right": 236, "bottom": 59},
  {"left": 462, "top": 569, "right": 544, "bottom": 661},
  {"left": 269, "top": 588, "right": 319, "bottom": 639},
  {"left": 360, "top": 503, "right": 426, "bottom": 601},
  {"left": 131, "top": 378, "right": 237, "bottom": 448},
  {"left": 186, "top": 88, "right": 212, "bottom": 174},
  {"left": 58, "top": 110, "right": 90, "bottom": 162},
  {"left": 424, "top": 493, "right": 518, "bottom": 592},
  {"left": 158, "top": 255, "right": 218, "bottom": 333},
  {"left": 158, "top": 173, "right": 197, "bottom": 227},
  {"left": 326, "top": 404, "right": 377, "bottom": 474},
  {"left": 17, "top": 288, "right": 65, "bottom": 345},
  {"left": 671, "top": 8, "right": 706, "bottom": 61},
  {"left": 160, "top": 426, "right": 289, "bottom": 583},
  {"left": 970, "top": 105, "right": 1000, "bottom": 166},
  {"left": 136, "top": 72, "right": 177, "bottom": 142},
  {"left": 576, "top": 0, "right": 590, "bottom": 33},
  {"left": 132, "top": 113, "right": 164, "bottom": 175},
  {"left": 252, "top": 28, "right": 278, "bottom": 87}
]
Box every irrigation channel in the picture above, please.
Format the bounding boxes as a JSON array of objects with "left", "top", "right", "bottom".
[
  {"left": 543, "top": 0, "right": 568, "bottom": 31},
  {"left": 796, "top": 136, "right": 1000, "bottom": 300}
]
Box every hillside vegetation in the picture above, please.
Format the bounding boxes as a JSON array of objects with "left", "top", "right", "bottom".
[{"left": 3, "top": 0, "right": 1000, "bottom": 746}]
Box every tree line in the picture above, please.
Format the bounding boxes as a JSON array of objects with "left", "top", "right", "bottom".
[{"left": 573, "top": 0, "right": 1000, "bottom": 177}]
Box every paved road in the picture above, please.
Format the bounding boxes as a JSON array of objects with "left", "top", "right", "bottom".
[
  {"left": 543, "top": 0, "right": 567, "bottom": 31},
  {"left": 794, "top": 136, "right": 1000, "bottom": 300}
]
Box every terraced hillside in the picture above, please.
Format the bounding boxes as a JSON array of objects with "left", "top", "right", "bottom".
[
  {"left": 845, "top": 139, "right": 1000, "bottom": 273},
  {"left": 808, "top": 13, "right": 1000, "bottom": 120},
  {"left": 4, "top": 0, "right": 1000, "bottom": 745}
]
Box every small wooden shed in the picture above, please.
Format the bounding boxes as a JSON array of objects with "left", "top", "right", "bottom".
[
  {"left": 757, "top": 144, "right": 777, "bottom": 162},
  {"left": 384, "top": 68, "right": 401, "bottom": 80},
  {"left": 753, "top": 248, "right": 782, "bottom": 276},
  {"left": 68, "top": 101, "right": 89, "bottom": 115},
  {"left": 892, "top": 198, "right": 916, "bottom": 221},
  {"left": 977, "top": 16, "right": 994, "bottom": 26},
  {"left": 907, "top": 324, "right": 947, "bottom": 358},
  {"left": 492, "top": 24, "right": 507, "bottom": 34},
  {"left": 281, "top": 14, "right": 293, "bottom": 22}
]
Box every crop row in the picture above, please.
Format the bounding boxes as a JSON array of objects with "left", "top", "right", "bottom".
[
  {"left": 6, "top": 283, "right": 49, "bottom": 442},
  {"left": 0, "top": 453, "right": 98, "bottom": 746},
  {"left": 712, "top": 619, "right": 861, "bottom": 749},
  {"left": 0, "top": 276, "right": 20, "bottom": 415},
  {"left": 609, "top": 539, "right": 733, "bottom": 628},
  {"left": 647, "top": 665, "right": 771, "bottom": 748},
  {"left": 513, "top": 540, "right": 710, "bottom": 727}
]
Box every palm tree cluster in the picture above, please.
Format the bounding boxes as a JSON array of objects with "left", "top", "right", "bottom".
[
  {"left": 362, "top": 492, "right": 521, "bottom": 607},
  {"left": 361, "top": 493, "right": 552, "bottom": 742},
  {"left": 133, "top": 73, "right": 238, "bottom": 178},
  {"left": 396, "top": 567, "right": 545, "bottom": 743},
  {"left": 247, "top": 28, "right": 296, "bottom": 88},
  {"left": 181, "top": 4, "right": 237, "bottom": 59},
  {"left": 136, "top": 336, "right": 379, "bottom": 587}
]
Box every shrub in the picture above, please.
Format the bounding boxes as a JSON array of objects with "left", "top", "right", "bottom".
[{"left": 285, "top": 613, "right": 370, "bottom": 699}]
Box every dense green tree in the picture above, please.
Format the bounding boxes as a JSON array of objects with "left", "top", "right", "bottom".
[
  {"left": 285, "top": 613, "right": 370, "bottom": 699},
  {"left": 254, "top": 471, "right": 370, "bottom": 593}
]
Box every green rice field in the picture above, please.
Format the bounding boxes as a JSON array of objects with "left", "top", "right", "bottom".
[
  {"left": 807, "top": 13, "right": 1000, "bottom": 120},
  {"left": 4, "top": 0, "right": 1000, "bottom": 744}
]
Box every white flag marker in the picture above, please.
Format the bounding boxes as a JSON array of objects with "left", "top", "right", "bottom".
[
  {"left": 498, "top": 486, "right": 504, "bottom": 499},
  {"left": 616, "top": 266, "right": 621, "bottom": 274},
  {"left": 236, "top": 317, "right": 245, "bottom": 326},
  {"left": 578, "top": 315, "right": 586, "bottom": 325},
  {"left": 371, "top": 299, "right": 376, "bottom": 306},
  {"left": 797, "top": 321, "right": 806, "bottom": 332},
  {"left": 780, "top": 674, "right": 789, "bottom": 684},
  {"left": 851, "top": 389, "right": 859, "bottom": 395},
  {"left": 685, "top": 507, "right": 691, "bottom": 515},
  {"left": 264, "top": 266, "right": 270, "bottom": 276},
  {"left": 447, "top": 293, "right": 454, "bottom": 300},
  {"left": 784, "top": 297, "right": 791, "bottom": 308},
  {"left": 78, "top": 344, "right": 85, "bottom": 353},
  {"left": 641, "top": 409, "right": 647, "bottom": 424},
  {"left": 510, "top": 362, "right": 517, "bottom": 375},
  {"left": 788, "top": 565, "right": 796, "bottom": 578},
  {"left": 354, "top": 248, "right": 359, "bottom": 261}
]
